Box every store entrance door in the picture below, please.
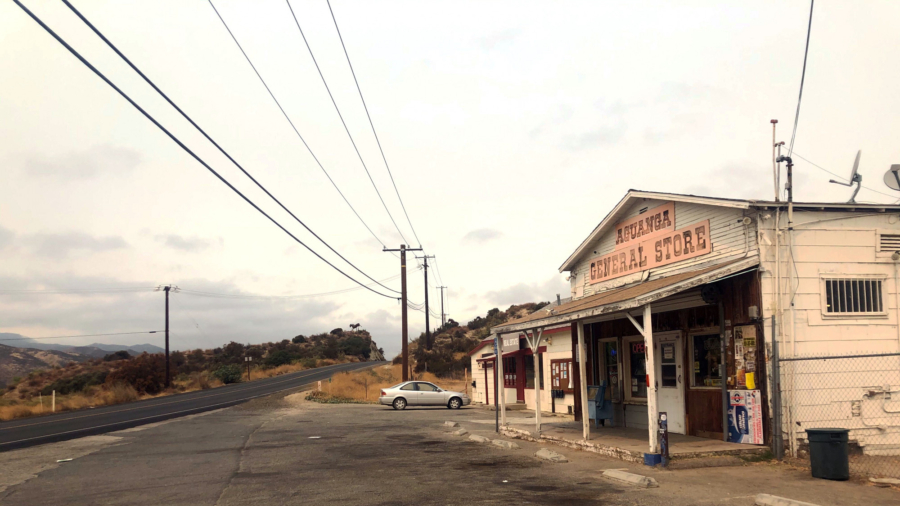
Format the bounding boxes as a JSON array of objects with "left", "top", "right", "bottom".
[{"left": 656, "top": 331, "right": 685, "bottom": 434}]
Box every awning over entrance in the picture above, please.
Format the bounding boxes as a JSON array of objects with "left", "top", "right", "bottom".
[{"left": 493, "top": 257, "right": 759, "bottom": 334}]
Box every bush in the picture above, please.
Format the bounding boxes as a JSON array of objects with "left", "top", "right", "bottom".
[
  {"left": 212, "top": 364, "right": 243, "bottom": 384},
  {"left": 292, "top": 335, "right": 307, "bottom": 344},
  {"left": 105, "top": 354, "right": 166, "bottom": 395},
  {"left": 103, "top": 350, "right": 132, "bottom": 362},
  {"left": 42, "top": 370, "right": 109, "bottom": 396},
  {"left": 265, "top": 350, "right": 292, "bottom": 368},
  {"left": 300, "top": 357, "right": 317, "bottom": 369}
]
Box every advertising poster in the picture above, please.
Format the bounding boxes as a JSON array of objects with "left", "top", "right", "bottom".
[{"left": 727, "top": 389, "right": 764, "bottom": 445}]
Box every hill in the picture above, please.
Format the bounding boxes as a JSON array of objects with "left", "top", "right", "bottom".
[
  {"left": 406, "top": 301, "right": 550, "bottom": 377},
  {"left": 0, "top": 344, "right": 89, "bottom": 386},
  {"left": 0, "top": 333, "right": 164, "bottom": 358}
]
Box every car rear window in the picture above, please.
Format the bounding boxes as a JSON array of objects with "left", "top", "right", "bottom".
[{"left": 399, "top": 383, "right": 417, "bottom": 391}]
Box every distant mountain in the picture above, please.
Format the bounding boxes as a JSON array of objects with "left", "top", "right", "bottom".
[
  {"left": 0, "top": 343, "right": 90, "bottom": 385},
  {"left": 0, "top": 333, "right": 164, "bottom": 359}
]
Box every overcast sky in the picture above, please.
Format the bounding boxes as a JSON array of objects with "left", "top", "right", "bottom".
[{"left": 2, "top": 1, "right": 899, "bottom": 357}]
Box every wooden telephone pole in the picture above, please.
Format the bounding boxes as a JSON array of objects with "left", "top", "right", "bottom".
[
  {"left": 437, "top": 286, "right": 447, "bottom": 328},
  {"left": 156, "top": 285, "right": 179, "bottom": 389},
  {"left": 416, "top": 255, "right": 435, "bottom": 350},
  {"left": 384, "top": 245, "right": 421, "bottom": 381}
]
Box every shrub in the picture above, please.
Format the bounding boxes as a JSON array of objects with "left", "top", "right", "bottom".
[
  {"left": 105, "top": 354, "right": 166, "bottom": 395},
  {"left": 103, "top": 350, "right": 132, "bottom": 362},
  {"left": 300, "top": 357, "right": 317, "bottom": 369},
  {"left": 212, "top": 364, "right": 243, "bottom": 384},
  {"left": 292, "top": 335, "right": 307, "bottom": 344},
  {"left": 265, "top": 350, "right": 292, "bottom": 368},
  {"left": 42, "top": 370, "right": 109, "bottom": 396},
  {"left": 103, "top": 382, "right": 139, "bottom": 404}
]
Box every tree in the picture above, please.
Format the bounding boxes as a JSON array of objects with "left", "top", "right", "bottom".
[
  {"left": 265, "top": 350, "right": 292, "bottom": 368},
  {"left": 212, "top": 364, "right": 243, "bottom": 384},
  {"left": 292, "top": 335, "right": 307, "bottom": 344}
]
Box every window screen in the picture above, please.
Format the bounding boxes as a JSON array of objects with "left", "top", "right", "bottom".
[
  {"left": 691, "top": 334, "right": 722, "bottom": 387},
  {"left": 824, "top": 278, "right": 883, "bottom": 314},
  {"left": 628, "top": 340, "right": 647, "bottom": 398}
]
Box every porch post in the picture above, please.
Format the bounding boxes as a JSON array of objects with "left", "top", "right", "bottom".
[
  {"left": 644, "top": 303, "right": 660, "bottom": 454},
  {"left": 577, "top": 320, "right": 590, "bottom": 440},
  {"left": 527, "top": 328, "right": 545, "bottom": 437},
  {"left": 496, "top": 332, "right": 506, "bottom": 427}
]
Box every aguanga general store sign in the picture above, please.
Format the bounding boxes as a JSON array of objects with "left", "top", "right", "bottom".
[{"left": 589, "top": 202, "right": 711, "bottom": 284}]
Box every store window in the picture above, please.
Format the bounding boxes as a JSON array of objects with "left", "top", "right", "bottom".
[
  {"left": 524, "top": 354, "right": 543, "bottom": 389},
  {"left": 625, "top": 337, "right": 647, "bottom": 400},
  {"left": 503, "top": 357, "right": 517, "bottom": 388},
  {"left": 691, "top": 333, "right": 722, "bottom": 388}
]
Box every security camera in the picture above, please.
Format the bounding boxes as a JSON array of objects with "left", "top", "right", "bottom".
[{"left": 892, "top": 251, "right": 900, "bottom": 262}]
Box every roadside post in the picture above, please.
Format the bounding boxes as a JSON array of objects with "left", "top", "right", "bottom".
[
  {"left": 659, "top": 412, "right": 669, "bottom": 467},
  {"left": 493, "top": 336, "right": 499, "bottom": 433},
  {"left": 245, "top": 356, "right": 252, "bottom": 381},
  {"left": 52, "top": 390, "right": 55, "bottom": 412}
]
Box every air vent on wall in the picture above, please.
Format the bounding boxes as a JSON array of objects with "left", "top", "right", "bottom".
[
  {"left": 638, "top": 207, "right": 648, "bottom": 214},
  {"left": 880, "top": 233, "right": 900, "bottom": 252}
]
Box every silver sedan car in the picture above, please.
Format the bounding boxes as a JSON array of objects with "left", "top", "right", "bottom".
[{"left": 379, "top": 381, "right": 471, "bottom": 410}]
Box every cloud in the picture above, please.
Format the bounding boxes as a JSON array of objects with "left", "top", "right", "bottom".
[
  {"left": 462, "top": 228, "right": 504, "bottom": 244},
  {"left": 478, "top": 29, "right": 520, "bottom": 51},
  {"left": 156, "top": 234, "right": 216, "bottom": 252},
  {"left": 484, "top": 275, "right": 569, "bottom": 307},
  {"left": 23, "top": 145, "right": 142, "bottom": 180},
  {"left": 23, "top": 232, "right": 128, "bottom": 259},
  {"left": 0, "top": 225, "right": 13, "bottom": 249},
  {"left": 681, "top": 162, "right": 778, "bottom": 200},
  {"left": 563, "top": 125, "right": 625, "bottom": 151}
]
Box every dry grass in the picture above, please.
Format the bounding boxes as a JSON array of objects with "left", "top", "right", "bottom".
[
  {"left": 0, "top": 358, "right": 356, "bottom": 420},
  {"left": 317, "top": 364, "right": 469, "bottom": 403}
]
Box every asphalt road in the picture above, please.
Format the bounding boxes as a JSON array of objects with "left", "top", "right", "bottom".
[{"left": 0, "top": 360, "right": 383, "bottom": 450}]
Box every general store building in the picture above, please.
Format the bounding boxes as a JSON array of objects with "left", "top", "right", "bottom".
[{"left": 488, "top": 190, "right": 900, "bottom": 466}]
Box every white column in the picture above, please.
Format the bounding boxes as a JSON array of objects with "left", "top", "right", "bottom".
[
  {"left": 496, "top": 333, "right": 507, "bottom": 427},
  {"left": 644, "top": 303, "right": 660, "bottom": 454},
  {"left": 577, "top": 320, "right": 590, "bottom": 440},
  {"left": 529, "top": 328, "right": 545, "bottom": 437}
]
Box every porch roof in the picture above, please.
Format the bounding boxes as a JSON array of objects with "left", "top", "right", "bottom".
[{"left": 492, "top": 256, "right": 758, "bottom": 334}]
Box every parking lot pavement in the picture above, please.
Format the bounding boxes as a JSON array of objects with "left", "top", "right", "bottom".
[{"left": 0, "top": 393, "right": 897, "bottom": 505}]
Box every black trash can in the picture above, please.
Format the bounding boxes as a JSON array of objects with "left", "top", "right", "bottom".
[{"left": 806, "top": 428, "right": 850, "bottom": 481}]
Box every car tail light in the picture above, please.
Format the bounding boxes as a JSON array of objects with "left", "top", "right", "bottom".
[{"left": 380, "top": 390, "right": 386, "bottom": 397}]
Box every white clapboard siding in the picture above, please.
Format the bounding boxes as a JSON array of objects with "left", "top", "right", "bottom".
[{"left": 572, "top": 200, "right": 757, "bottom": 298}]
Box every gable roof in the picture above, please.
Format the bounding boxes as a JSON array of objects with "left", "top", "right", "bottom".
[{"left": 559, "top": 189, "right": 900, "bottom": 272}]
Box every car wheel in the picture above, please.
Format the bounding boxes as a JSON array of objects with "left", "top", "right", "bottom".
[
  {"left": 448, "top": 397, "right": 462, "bottom": 409},
  {"left": 392, "top": 397, "right": 407, "bottom": 410}
]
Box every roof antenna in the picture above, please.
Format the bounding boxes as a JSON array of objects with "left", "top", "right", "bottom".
[{"left": 828, "top": 150, "right": 862, "bottom": 203}]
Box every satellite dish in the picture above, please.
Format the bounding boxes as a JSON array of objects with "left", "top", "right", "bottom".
[
  {"left": 828, "top": 150, "right": 863, "bottom": 203},
  {"left": 884, "top": 164, "right": 900, "bottom": 192}
]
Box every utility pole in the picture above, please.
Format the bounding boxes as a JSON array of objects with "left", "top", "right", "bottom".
[
  {"left": 416, "top": 255, "right": 435, "bottom": 350},
  {"left": 156, "top": 285, "right": 179, "bottom": 389},
  {"left": 437, "top": 286, "right": 447, "bottom": 328},
  {"left": 384, "top": 245, "right": 421, "bottom": 381}
]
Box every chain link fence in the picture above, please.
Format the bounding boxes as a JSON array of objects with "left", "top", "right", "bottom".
[{"left": 778, "top": 352, "right": 900, "bottom": 479}]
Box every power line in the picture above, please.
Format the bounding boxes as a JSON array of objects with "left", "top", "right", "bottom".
[
  {"left": 788, "top": 0, "right": 814, "bottom": 157},
  {"left": 178, "top": 271, "right": 405, "bottom": 300},
  {"left": 0, "top": 287, "right": 155, "bottom": 295},
  {"left": 790, "top": 150, "right": 897, "bottom": 199},
  {"left": 285, "top": 0, "right": 410, "bottom": 246},
  {"left": 12, "top": 0, "right": 397, "bottom": 300},
  {"left": 325, "top": 0, "right": 422, "bottom": 248},
  {"left": 207, "top": 0, "right": 397, "bottom": 257},
  {"left": 61, "top": 0, "right": 399, "bottom": 295},
  {"left": 0, "top": 330, "right": 163, "bottom": 342}
]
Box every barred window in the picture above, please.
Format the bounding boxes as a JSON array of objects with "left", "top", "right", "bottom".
[{"left": 824, "top": 278, "right": 884, "bottom": 314}]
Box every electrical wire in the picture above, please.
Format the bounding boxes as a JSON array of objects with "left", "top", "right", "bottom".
[
  {"left": 791, "top": 150, "right": 897, "bottom": 199},
  {"left": 787, "top": 0, "right": 814, "bottom": 157},
  {"left": 207, "top": 0, "right": 397, "bottom": 256},
  {"left": 178, "top": 271, "right": 404, "bottom": 300},
  {"left": 12, "top": 0, "right": 397, "bottom": 300},
  {"left": 0, "top": 287, "right": 155, "bottom": 294},
  {"left": 285, "top": 0, "right": 410, "bottom": 246},
  {"left": 325, "top": 0, "right": 422, "bottom": 248},
  {"left": 62, "top": 0, "right": 399, "bottom": 295},
  {"left": 0, "top": 330, "right": 163, "bottom": 342}
]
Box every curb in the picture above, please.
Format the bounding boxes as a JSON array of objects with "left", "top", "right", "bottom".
[
  {"left": 601, "top": 469, "right": 659, "bottom": 488},
  {"left": 491, "top": 439, "right": 520, "bottom": 450},
  {"left": 453, "top": 428, "right": 468, "bottom": 436},
  {"left": 469, "top": 435, "right": 490, "bottom": 444},
  {"left": 755, "top": 494, "right": 821, "bottom": 506},
  {"left": 534, "top": 448, "right": 568, "bottom": 463},
  {"left": 443, "top": 421, "right": 459, "bottom": 428}
]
